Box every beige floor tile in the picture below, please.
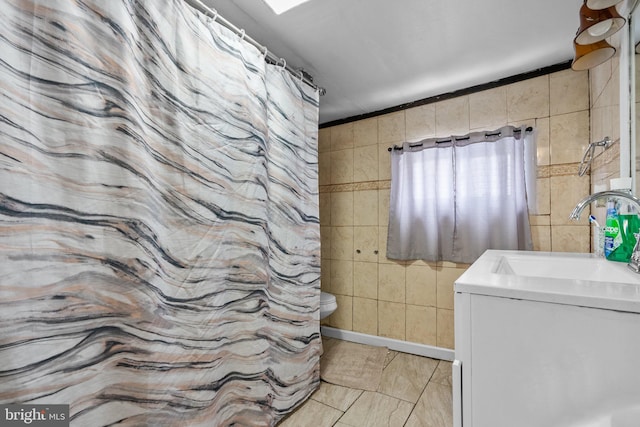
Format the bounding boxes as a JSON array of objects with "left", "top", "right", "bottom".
[
  {"left": 405, "top": 382, "right": 453, "bottom": 427},
  {"left": 431, "top": 360, "right": 452, "bottom": 387},
  {"left": 339, "top": 391, "right": 413, "bottom": 427},
  {"left": 311, "top": 381, "right": 363, "bottom": 412},
  {"left": 383, "top": 349, "right": 398, "bottom": 367},
  {"left": 278, "top": 398, "right": 343, "bottom": 427},
  {"left": 321, "top": 337, "right": 339, "bottom": 355},
  {"left": 377, "top": 352, "right": 439, "bottom": 403}
]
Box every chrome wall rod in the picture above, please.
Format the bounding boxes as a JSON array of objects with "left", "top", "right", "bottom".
[
  {"left": 184, "top": 0, "right": 326, "bottom": 95},
  {"left": 388, "top": 126, "right": 533, "bottom": 152}
]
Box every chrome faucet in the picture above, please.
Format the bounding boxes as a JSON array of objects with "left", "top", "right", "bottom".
[{"left": 569, "top": 190, "right": 640, "bottom": 273}]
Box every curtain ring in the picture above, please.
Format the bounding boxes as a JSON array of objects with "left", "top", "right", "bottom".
[
  {"left": 211, "top": 8, "right": 218, "bottom": 22},
  {"left": 262, "top": 46, "right": 268, "bottom": 59},
  {"left": 298, "top": 69, "right": 304, "bottom": 82},
  {"left": 239, "top": 29, "right": 245, "bottom": 41},
  {"left": 278, "top": 58, "right": 287, "bottom": 69}
]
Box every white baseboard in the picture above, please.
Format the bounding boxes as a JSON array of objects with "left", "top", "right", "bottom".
[{"left": 320, "top": 326, "right": 455, "bottom": 361}]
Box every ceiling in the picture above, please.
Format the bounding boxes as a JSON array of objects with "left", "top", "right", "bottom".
[{"left": 201, "top": 0, "right": 585, "bottom": 125}]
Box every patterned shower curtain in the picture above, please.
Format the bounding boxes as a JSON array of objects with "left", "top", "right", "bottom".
[{"left": 0, "top": 0, "right": 320, "bottom": 425}]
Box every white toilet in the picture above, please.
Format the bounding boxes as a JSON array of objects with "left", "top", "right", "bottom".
[{"left": 320, "top": 291, "right": 337, "bottom": 319}]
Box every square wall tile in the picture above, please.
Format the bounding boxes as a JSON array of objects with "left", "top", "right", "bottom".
[
  {"left": 529, "top": 215, "right": 551, "bottom": 226},
  {"left": 436, "top": 267, "right": 465, "bottom": 310},
  {"left": 405, "top": 263, "right": 437, "bottom": 307},
  {"left": 321, "top": 258, "right": 331, "bottom": 293},
  {"left": 378, "top": 111, "right": 406, "bottom": 144},
  {"left": 604, "top": 104, "right": 620, "bottom": 144},
  {"left": 354, "top": 117, "right": 378, "bottom": 147},
  {"left": 319, "top": 192, "right": 331, "bottom": 226},
  {"left": 550, "top": 111, "right": 590, "bottom": 165},
  {"left": 354, "top": 190, "right": 379, "bottom": 226},
  {"left": 330, "top": 149, "right": 354, "bottom": 184},
  {"left": 330, "top": 192, "right": 354, "bottom": 226},
  {"left": 379, "top": 301, "right": 406, "bottom": 340},
  {"left": 353, "top": 297, "right": 378, "bottom": 335},
  {"left": 328, "top": 295, "right": 352, "bottom": 330},
  {"left": 330, "top": 226, "right": 354, "bottom": 260},
  {"left": 436, "top": 96, "right": 470, "bottom": 137},
  {"left": 406, "top": 104, "right": 436, "bottom": 141},
  {"left": 599, "top": 60, "right": 620, "bottom": 109},
  {"left": 406, "top": 305, "right": 437, "bottom": 346},
  {"left": 590, "top": 104, "right": 608, "bottom": 144},
  {"left": 551, "top": 225, "right": 590, "bottom": 253},
  {"left": 378, "top": 145, "right": 392, "bottom": 181},
  {"left": 531, "top": 225, "right": 551, "bottom": 252},
  {"left": 590, "top": 55, "right": 612, "bottom": 107},
  {"left": 379, "top": 189, "right": 390, "bottom": 227},
  {"left": 320, "top": 226, "right": 331, "bottom": 260},
  {"left": 438, "top": 260, "right": 470, "bottom": 269},
  {"left": 354, "top": 261, "right": 378, "bottom": 299},
  {"left": 330, "top": 259, "right": 353, "bottom": 296},
  {"left": 378, "top": 263, "right": 406, "bottom": 303},
  {"left": 535, "top": 117, "right": 550, "bottom": 166},
  {"left": 550, "top": 175, "right": 590, "bottom": 226},
  {"left": 354, "top": 226, "right": 379, "bottom": 262},
  {"left": 507, "top": 75, "right": 550, "bottom": 123},
  {"left": 378, "top": 226, "right": 393, "bottom": 264},
  {"left": 550, "top": 69, "right": 589, "bottom": 116},
  {"left": 354, "top": 145, "right": 379, "bottom": 182},
  {"left": 469, "top": 86, "right": 507, "bottom": 131},
  {"left": 331, "top": 122, "right": 354, "bottom": 150},
  {"left": 318, "top": 128, "right": 331, "bottom": 153},
  {"left": 318, "top": 151, "right": 331, "bottom": 186},
  {"left": 436, "top": 308, "right": 454, "bottom": 350},
  {"left": 536, "top": 177, "right": 550, "bottom": 216}
]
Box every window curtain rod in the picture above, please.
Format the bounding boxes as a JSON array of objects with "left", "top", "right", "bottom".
[
  {"left": 184, "top": 0, "right": 326, "bottom": 96},
  {"left": 388, "top": 125, "right": 533, "bottom": 152}
]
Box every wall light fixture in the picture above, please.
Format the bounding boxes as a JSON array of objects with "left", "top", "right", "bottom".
[
  {"left": 585, "top": 0, "right": 624, "bottom": 10},
  {"left": 575, "top": 3, "right": 625, "bottom": 45},
  {"left": 572, "top": 39, "right": 616, "bottom": 70}
]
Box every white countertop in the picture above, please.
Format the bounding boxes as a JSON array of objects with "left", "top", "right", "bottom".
[{"left": 455, "top": 250, "right": 640, "bottom": 313}]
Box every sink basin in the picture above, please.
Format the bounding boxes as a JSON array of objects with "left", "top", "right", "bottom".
[
  {"left": 455, "top": 250, "right": 640, "bottom": 314},
  {"left": 494, "top": 252, "right": 639, "bottom": 284}
]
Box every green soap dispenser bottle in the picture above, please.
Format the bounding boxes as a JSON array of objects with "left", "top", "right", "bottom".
[{"left": 605, "top": 178, "right": 640, "bottom": 263}]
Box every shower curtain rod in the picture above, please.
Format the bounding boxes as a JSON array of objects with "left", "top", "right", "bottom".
[
  {"left": 388, "top": 126, "right": 533, "bottom": 151},
  {"left": 184, "top": 0, "right": 326, "bottom": 96}
]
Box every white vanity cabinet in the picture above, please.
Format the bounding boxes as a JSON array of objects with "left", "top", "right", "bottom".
[{"left": 453, "top": 250, "right": 640, "bottom": 427}]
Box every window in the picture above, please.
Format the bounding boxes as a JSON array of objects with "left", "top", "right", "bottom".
[{"left": 386, "top": 126, "right": 537, "bottom": 264}]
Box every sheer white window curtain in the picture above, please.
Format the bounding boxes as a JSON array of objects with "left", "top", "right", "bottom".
[{"left": 386, "top": 126, "right": 537, "bottom": 264}]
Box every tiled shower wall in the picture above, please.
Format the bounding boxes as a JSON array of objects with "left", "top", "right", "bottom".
[
  {"left": 589, "top": 55, "right": 620, "bottom": 194},
  {"left": 589, "top": 52, "right": 622, "bottom": 226},
  {"left": 319, "top": 68, "right": 593, "bottom": 350}
]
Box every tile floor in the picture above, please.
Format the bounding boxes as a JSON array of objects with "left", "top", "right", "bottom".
[{"left": 279, "top": 338, "right": 453, "bottom": 427}]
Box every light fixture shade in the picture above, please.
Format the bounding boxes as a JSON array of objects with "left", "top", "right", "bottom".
[
  {"left": 575, "top": 4, "right": 625, "bottom": 45},
  {"left": 572, "top": 39, "right": 616, "bottom": 70},
  {"left": 585, "top": 0, "right": 623, "bottom": 10}
]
